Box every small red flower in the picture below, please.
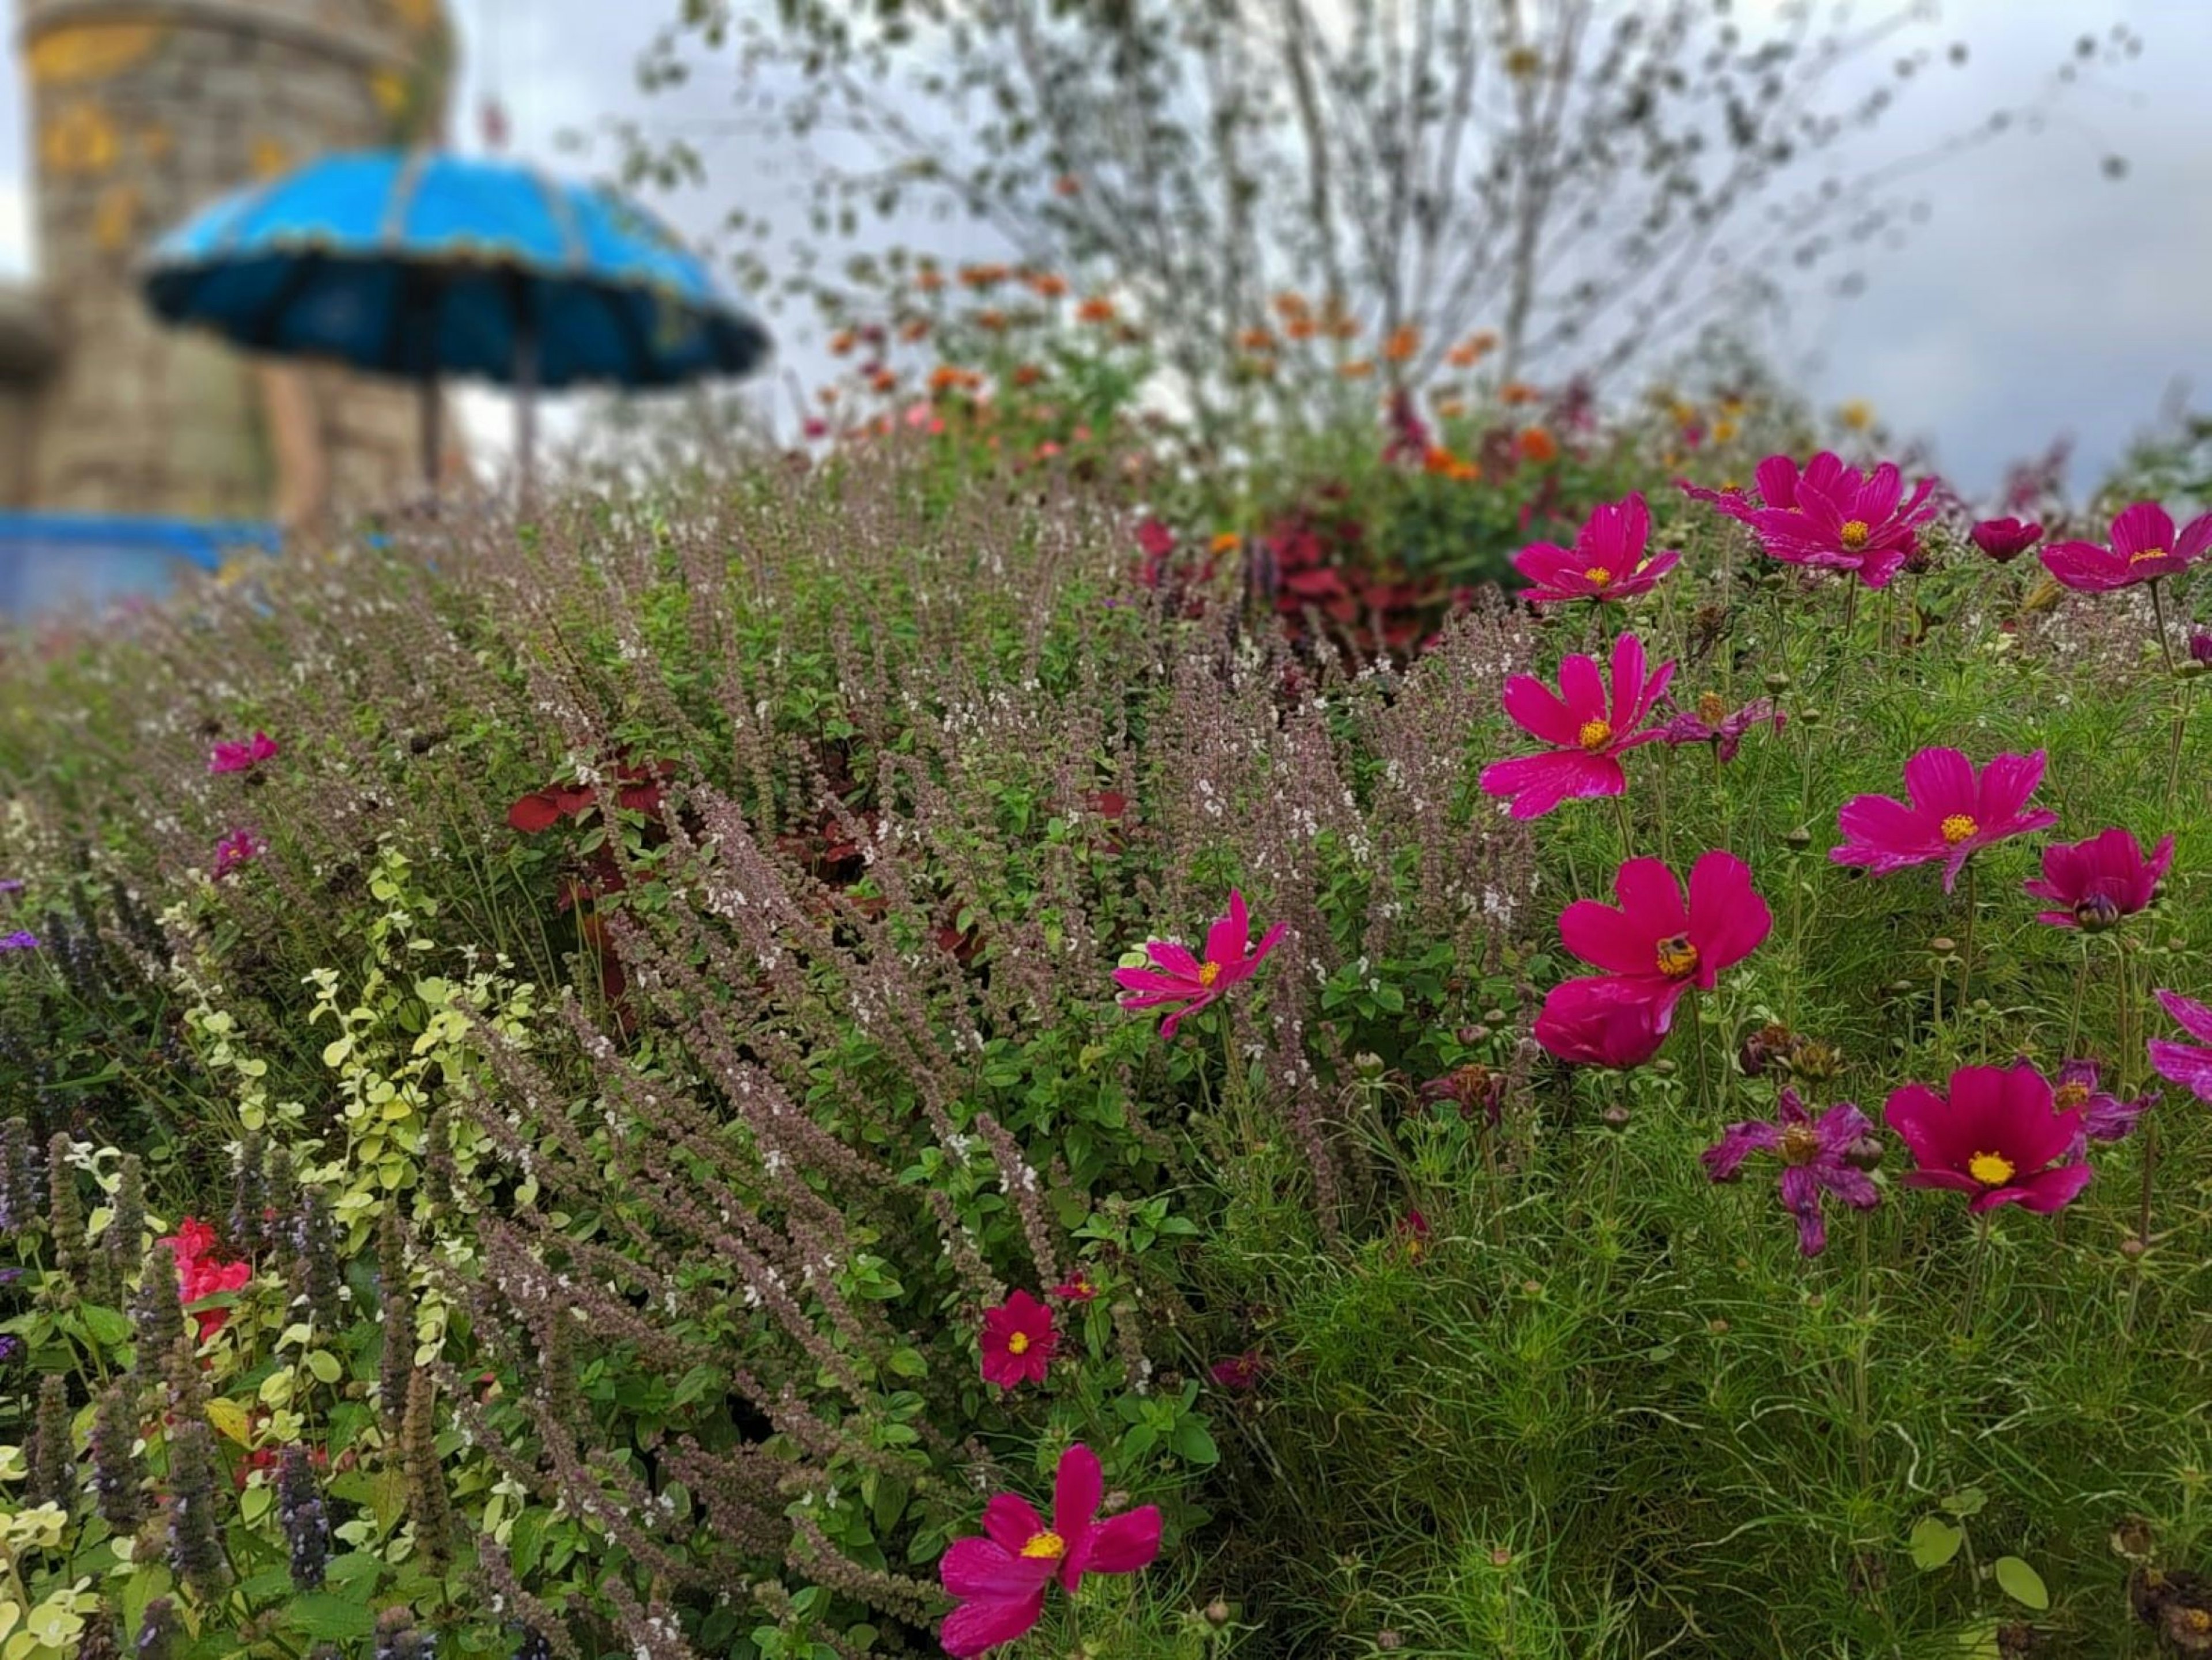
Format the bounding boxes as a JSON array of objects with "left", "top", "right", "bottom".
[
  {"left": 1047, "top": 1275, "right": 1097, "bottom": 1303},
  {"left": 161, "top": 1217, "right": 252, "bottom": 1342},
  {"left": 979, "top": 1291, "right": 1058, "bottom": 1390}
]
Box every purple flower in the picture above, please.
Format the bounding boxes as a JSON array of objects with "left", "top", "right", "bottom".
[
  {"left": 0, "top": 1334, "right": 20, "bottom": 1364},
  {"left": 1700, "top": 1088, "right": 1880, "bottom": 1257},
  {"left": 1656, "top": 693, "right": 1785, "bottom": 762},
  {"left": 1209, "top": 1350, "right": 1265, "bottom": 1391},
  {"left": 0, "top": 932, "right": 37, "bottom": 953},
  {"left": 2148, "top": 990, "right": 2212, "bottom": 1102},
  {"left": 0, "top": 880, "right": 21, "bottom": 895},
  {"left": 2052, "top": 1058, "right": 2156, "bottom": 1152}
]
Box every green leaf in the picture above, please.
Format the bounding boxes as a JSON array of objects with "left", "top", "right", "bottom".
[
  {"left": 1993, "top": 1556, "right": 2049, "bottom": 1610},
  {"left": 1171, "top": 1418, "right": 1219, "bottom": 1466},
  {"left": 287, "top": 1594, "right": 377, "bottom": 1642},
  {"left": 1909, "top": 1517, "right": 1964, "bottom": 1571},
  {"left": 1941, "top": 1486, "right": 1988, "bottom": 1518},
  {"left": 305, "top": 1349, "right": 343, "bottom": 1385},
  {"left": 79, "top": 1305, "right": 129, "bottom": 1348}
]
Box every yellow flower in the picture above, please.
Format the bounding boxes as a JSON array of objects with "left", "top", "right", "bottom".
[{"left": 1838, "top": 399, "right": 1874, "bottom": 432}]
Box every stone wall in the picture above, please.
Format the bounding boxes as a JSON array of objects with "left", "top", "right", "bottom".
[{"left": 16, "top": 0, "right": 452, "bottom": 521}]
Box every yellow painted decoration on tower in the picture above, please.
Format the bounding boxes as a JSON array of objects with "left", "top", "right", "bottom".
[
  {"left": 92, "top": 185, "right": 139, "bottom": 254},
  {"left": 250, "top": 137, "right": 291, "bottom": 180},
  {"left": 370, "top": 68, "right": 411, "bottom": 118},
  {"left": 27, "top": 24, "right": 165, "bottom": 86},
  {"left": 41, "top": 103, "right": 118, "bottom": 175}
]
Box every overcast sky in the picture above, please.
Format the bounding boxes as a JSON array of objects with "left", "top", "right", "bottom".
[{"left": 0, "top": 0, "right": 2201, "bottom": 499}]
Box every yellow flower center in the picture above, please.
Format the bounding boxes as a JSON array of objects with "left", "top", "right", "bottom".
[
  {"left": 1654, "top": 934, "right": 1700, "bottom": 979},
  {"left": 1006, "top": 1332, "right": 1031, "bottom": 1355},
  {"left": 1578, "top": 718, "right": 1613, "bottom": 752},
  {"left": 1839, "top": 519, "right": 1871, "bottom": 550},
  {"left": 1940, "top": 814, "right": 1978, "bottom": 845},
  {"left": 2052, "top": 1082, "right": 2090, "bottom": 1111},
  {"left": 1778, "top": 1123, "right": 1823, "bottom": 1166},
  {"left": 1196, "top": 961, "right": 1222, "bottom": 989},
  {"left": 1583, "top": 566, "right": 1613, "bottom": 587},
  {"left": 1696, "top": 691, "right": 1728, "bottom": 726},
  {"left": 1967, "top": 1151, "right": 2016, "bottom": 1187},
  {"left": 1021, "top": 1530, "right": 1068, "bottom": 1560},
  {"left": 2130, "top": 546, "right": 2170, "bottom": 564}
]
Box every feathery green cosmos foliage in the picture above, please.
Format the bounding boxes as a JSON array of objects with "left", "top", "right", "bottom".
[{"left": 0, "top": 384, "right": 2209, "bottom": 1658}]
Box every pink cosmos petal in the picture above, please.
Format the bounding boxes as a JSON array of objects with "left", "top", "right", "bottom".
[
  {"left": 1085, "top": 1507, "right": 1164, "bottom": 1575},
  {"left": 1902, "top": 1167, "right": 1984, "bottom": 1198},
  {"left": 1685, "top": 851, "right": 1771, "bottom": 985},
  {"left": 1975, "top": 750, "right": 2047, "bottom": 824},
  {"left": 1157, "top": 993, "right": 1219, "bottom": 1039},
  {"left": 2157, "top": 988, "right": 2212, "bottom": 1045},
  {"left": 2109, "top": 501, "right": 2176, "bottom": 560},
  {"left": 1148, "top": 941, "right": 1203, "bottom": 980},
  {"left": 1903, "top": 746, "right": 1976, "bottom": 816},
  {"left": 2038, "top": 541, "right": 2131, "bottom": 593},
  {"left": 1501, "top": 675, "right": 1586, "bottom": 747},
  {"left": 1779, "top": 1164, "right": 1828, "bottom": 1257},
  {"left": 1558, "top": 896, "right": 1667, "bottom": 976},
  {"left": 1533, "top": 975, "right": 1678, "bottom": 1068},
  {"left": 1754, "top": 454, "right": 1802, "bottom": 509},
  {"left": 2147, "top": 1038, "right": 2212, "bottom": 1102},
  {"left": 1584, "top": 493, "right": 1650, "bottom": 565},
  {"left": 2179, "top": 510, "right": 2212, "bottom": 561},
  {"left": 1054, "top": 1443, "right": 1105, "bottom": 1569},
  {"left": 1881, "top": 1083, "right": 1953, "bottom": 1169},
  {"left": 982, "top": 1495, "right": 1047, "bottom": 1552},
  {"left": 1699, "top": 1119, "right": 1782, "bottom": 1181},
  {"left": 941, "top": 1538, "right": 1058, "bottom": 1602},
  {"left": 1607, "top": 633, "right": 1649, "bottom": 733},
  {"left": 1205, "top": 891, "right": 1250, "bottom": 969},
  {"left": 1972, "top": 1162, "right": 2093, "bottom": 1216},
  {"left": 1112, "top": 968, "right": 1200, "bottom": 997},
  {"left": 940, "top": 1592, "right": 1047, "bottom": 1658},
  {"left": 1479, "top": 751, "right": 1625, "bottom": 819},
  {"left": 1556, "top": 652, "right": 1608, "bottom": 723},
  {"left": 1248, "top": 921, "right": 1287, "bottom": 972}
]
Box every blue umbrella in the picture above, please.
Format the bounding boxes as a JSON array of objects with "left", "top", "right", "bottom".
[{"left": 143, "top": 149, "right": 771, "bottom": 490}]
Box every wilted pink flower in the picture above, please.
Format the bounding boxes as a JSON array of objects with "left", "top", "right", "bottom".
[
  {"left": 209, "top": 731, "right": 278, "bottom": 774},
  {"left": 2191, "top": 630, "right": 2212, "bottom": 668},
  {"left": 979, "top": 1291, "right": 1057, "bottom": 1390},
  {"left": 2022, "top": 827, "right": 2172, "bottom": 929},
  {"left": 1701, "top": 1088, "right": 1881, "bottom": 1257},
  {"left": 1969, "top": 517, "right": 2043, "bottom": 562},
  {"left": 1209, "top": 1350, "right": 1264, "bottom": 1391},
  {"left": 1113, "top": 890, "right": 1285, "bottom": 1038},
  {"left": 1884, "top": 1063, "right": 2090, "bottom": 1216},
  {"left": 1512, "top": 493, "right": 1680, "bottom": 605},
  {"left": 1532, "top": 977, "right": 1669, "bottom": 1069},
  {"left": 2040, "top": 501, "right": 2212, "bottom": 593},
  {"left": 1656, "top": 692, "right": 1784, "bottom": 762},
  {"left": 213, "top": 827, "right": 264, "bottom": 880},
  {"left": 1830, "top": 747, "right": 2057, "bottom": 893},
  {"left": 938, "top": 1445, "right": 1161, "bottom": 1658},
  {"left": 2052, "top": 1058, "right": 2156, "bottom": 1150},
  {"left": 2147, "top": 990, "right": 2212, "bottom": 1103},
  {"left": 1047, "top": 1274, "right": 1097, "bottom": 1303},
  {"left": 1683, "top": 452, "right": 1936, "bottom": 588},
  {"left": 1479, "top": 632, "right": 1674, "bottom": 819}
]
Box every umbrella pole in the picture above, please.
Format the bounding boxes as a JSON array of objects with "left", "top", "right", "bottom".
[
  {"left": 514, "top": 294, "right": 539, "bottom": 513},
  {"left": 419, "top": 373, "right": 442, "bottom": 497}
]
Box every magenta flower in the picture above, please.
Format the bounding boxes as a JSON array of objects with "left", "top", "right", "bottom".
[
  {"left": 1830, "top": 747, "right": 2058, "bottom": 893},
  {"left": 209, "top": 731, "right": 278, "bottom": 775},
  {"left": 1209, "top": 1350, "right": 1264, "bottom": 1391},
  {"left": 2022, "top": 827, "right": 2172, "bottom": 930},
  {"left": 2039, "top": 501, "right": 2212, "bottom": 593},
  {"left": 978, "top": 1291, "right": 1057, "bottom": 1391},
  {"left": 1656, "top": 693, "right": 1785, "bottom": 762},
  {"left": 1683, "top": 452, "right": 1936, "bottom": 588},
  {"left": 1969, "top": 517, "right": 2044, "bottom": 563},
  {"left": 1883, "top": 1063, "right": 2092, "bottom": 1216},
  {"left": 1479, "top": 632, "right": 1674, "bottom": 819},
  {"left": 2052, "top": 1058, "right": 2156, "bottom": 1149},
  {"left": 1701, "top": 1088, "right": 1881, "bottom": 1257},
  {"left": 938, "top": 1443, "right": 1162, "bottom": 1658},
  {"left": 2148, "top": 990, "right": 2212, "bottom": 1103},
  {"left": 1113, "top": 890, "right": 1285, "bottom": 1038},
  {"left": 1512, "top": 493, "right": 1681, "bottom": 605},
  {"left": 1532, "top": 977, "right": 1670, "bottom": 1069},
  {"left": 213, "top": 827, "right": 264, "bottom": 880}
]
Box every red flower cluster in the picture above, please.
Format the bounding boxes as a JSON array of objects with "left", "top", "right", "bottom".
[{"left": 162, "top": 1217, "right": 252, "bottom": 1343}]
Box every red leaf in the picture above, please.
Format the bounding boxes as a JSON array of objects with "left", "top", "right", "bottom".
[{"left": 507, "top": 792, "right": 564, "bottom": 834}]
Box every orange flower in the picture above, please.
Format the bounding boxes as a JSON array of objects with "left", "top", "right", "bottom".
[
  {"left": 958, "top": 263, "right": 1010, "bottom": 289},
  {"left": 899, "top": 317, "right": 931, "bottom": 343},
  {"left": 1238, "top": 327, "right": 1277, "bottom": 352},
  {"left": 976, "top": 309, "right": 1008, "bottom": 332},
  {"left": 1518, "top": 426, "right": 1558, "bottom": 463},
  {"left": 1011, "top": 363, "right": 1044, "bottom": 388},
  {"left": 1286, "top": 316, "right": 1320, "bottom": 341},
  {"left": 1470, "top": 330, "right": 1499, "bottom": 353},
  {"left": 1338, "top": 358, "right": 1374, "bottom": 380},
  {"left": 1054, "top": 174, "right": 1082, "bottom": 196},
  {"left": 1327, "top": 314, "right": 1360, "bottom": 341},
  {"left": 1500, "top": 380, "right": 1539, "bottom": 406},
  {"left": 816, "top": 386, "right": 839, "bottom": 406},
  {"left": 1422, "top": 445, "right": 1461, "bottom": 475},
  {"left": 1447, "top": 460, "right": 1481, "bottom": 483},
  {"left": 1026, "top": 271, "right": 1069, "bottom": 298},
  {"left": 915, "top": 267, "right": 945, "bottom": 293},
  {"left": 1434, "top": 396, "right": 1467, "bottom": 419},
  {"left": 829, "top": 329, "right": 857, "bottom": 357},
  {"left": 1272, "top": 292, "right": 1310, "bottom": 319},
  {"left": 1210, "top": 531, "right": 1242, "bottom": 555},
  {"left": 1713, "top": 418, "right": 1739, "bottom": 443},
  {"left": 870, "top": 369, "right": 899, "bottom": 394},
  {"left": 928, "top": 364, "right": 979, "bottom": 393},
  {"left": 1077, "top": 296, "right": 1116, "bottom": 324},
  {"left": 1384, "top": 325, "right": 1420, "bottom": 363}
]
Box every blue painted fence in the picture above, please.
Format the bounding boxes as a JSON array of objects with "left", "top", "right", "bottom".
[{"left": 0, "top": 514, "right": 278, "bottom": 615}]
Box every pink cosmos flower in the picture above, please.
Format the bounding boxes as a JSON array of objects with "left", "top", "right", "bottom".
[
  {"left": 2039, "top": 501, "right": 2212, "bottom": 593},
  {"left": 1512, "top": 493, "right": 1681, "bottom": 605},
  {"left": 938, "top": 1443, "right": 1162, "bottom": 1658},
  {"left": 979, "top": 1291, "right": 1057, "bottom": 1390},
  {"left": 1532, "top": 977, "right": 1670, "bottom": 1069},
  {"left": 161, "top": 1217, "right": 253, "bottom": 1343},
  {"left": 1883, "top": 1063, "right": 2092, "bottom": 1216},
  {"left": 1113, "top": 890, "right": 1286, "bottom": 1038},
  {"left": 213, "top": 827, "right": 264, "bottom": 880},
  {"left": 1830, "top": 747, "right": 2058, "bottom": 893},
  {"left": 1047, "top": 1274, "right": 1097, "bottom": 1303},
  {"left": 2022, "top": 827, "right": 2172, "bottom": 930},
  {"left": 1479, "top": 632, "right": 1674, "bottom": 819},
  {"left": 1969, "top": 517, "right": 2043, "bottom": 562},
  {"left": 1683, "top": 452, "right": 1936, "bottom": 588},
  {"left": 2147, "top": 990, "right": 2212, "bottom": 1103},
  {"left": 1656, "top": 693, "right": 1784, "bottom": 763},
  {"left": 1701, "top": 1088, "right": 1881, "bottom": 1257},
  {"left": 209, "top": 731, "right": 278, "bottom": 775}
]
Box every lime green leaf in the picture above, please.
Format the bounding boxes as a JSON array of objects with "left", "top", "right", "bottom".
[
  {"left": 1994, "top": 1556, "right": 2049, "bottom": 1610},
  {"left": 287, "top": 1594, "right": 377, "bottom": 1642},
  {"left": 1909, "top": 1517, "right": 1964, "bottom": 1571}
]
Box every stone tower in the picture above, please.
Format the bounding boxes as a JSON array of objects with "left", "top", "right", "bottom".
[{"left": 0, "top": 0, "right": 453, "bottom": 523}]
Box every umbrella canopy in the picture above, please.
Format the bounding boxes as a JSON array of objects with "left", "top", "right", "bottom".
[{"left": 145, "top": 149, "right": 770, "bottom": 389}]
